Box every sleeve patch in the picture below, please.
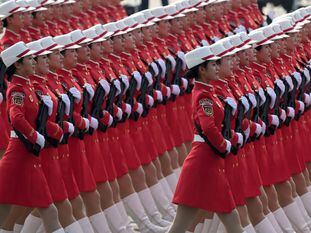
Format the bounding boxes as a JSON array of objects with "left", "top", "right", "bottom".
[
  {"left": 199, "top": 98, "right": 213, "bottom": 116},
  {"left": 11, "top": 92, "right": 25, "bottom": 106}
]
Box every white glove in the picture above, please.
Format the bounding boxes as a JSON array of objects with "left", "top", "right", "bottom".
[
  {"left": 287, "top": 107, "right": 295, "bottom": 119},
  {"left": 279, "top": 109, "right": 286, "bottom": 122},
  {"left": 285, "top": 75, "right": 294, "bottom": 91},
  {"left": 227, "top": 32, "right": 234, "bottom": 36},
  {"left": 247, "top": 93, "right": 257, "bottom": 108},
  {"left": 67, "top": 122, "right": 74, "bottom": 136},
  {"left": 144, "top": 72, "right": 153, "bottom": 87},
  {"left": 298, "top": 100, "right": 305, "bottom": 113},
  {"left": 132, "top": 71, "right": 142, "bottom": 90},
  {"left": 165, "top": 85, "right": 171, "bottom": 98},
  {"left": 225, "top": 139, "right": 232, "bottom": 154},
  {"left": 240, "top": 96, "right": 250, "bottom": 113},
  {"left": 124, "top": 103, "right": 132, "bottom": 117},
  {"left": 177, "top": 51, "right": 186, "bottom": 70},
  {"left": 60, "top": 94, "right": 71, "bottom": 115},
  {"left": 266, "top": 87, "right": 276, "bottom": 109},
  {"left": 303, "top": 68, "right": 310, "bottom": 83},
  {"left": 113, "top": 79, "right": 121, "bottom": 96},
  {"left": 103, "top": 110, "right": 113, "bottom": 127},
  {"left": 99, "top": 79, "right": 110, "bottom": 96},
  {"left": 181, "top": 77, "right": 188, "bottom": 90},
  {"left": 270, "top": 114, "right": 279, "bottom": 127},
  {"left": 255, "top": 123, "right": 262, "bottom": 137},
  {"left": 116, "top": 107, "right": 123, "bottom": 120},
  {"left": 274, "top": 79, "right": 285, "bottom": 96},
  {"left": 69, "top": 87, "right": 81, "bottom": 103},
  {"left": 35, "top": 131, "right": 45, "bottom": 149},
  {"left": 236, "top": 132, "right": 243, "bottom": 147},
  {"left": 303, "top": 93, "right": 311, "bottom": 107},
  {"left": 171, "top": 84, "right": 181, "bottom": 96},
  {"left": 292, "top": 71, "right": 302, "bottom": 88},
  {"left": 156, "top": 58, "right": 166, "bottom": 78},
  {"left": 150, "top": 62, "right": 159, "bottom": 77},
  {"left": 155, "top": 90, "right": 163, "bottom": 102},
  {"left": 135, "top": 102, "right": 143, "bottom": 116},
  {"left": 0, "top": 93, "right": 3, "bottom": 105},
  {"left": 244, "top": 126, "right": 250, "bottom": 142},
  {"left": 83, "top": 117, "right": 89, "bottom": 131},
  {"left": 90, "top": 117, "right": 98, "bottom": 130},
  {"left": 261, "top": 121, "right": 266, "bottom": 135},
  {"left": 212, "top": 37, "right": 220, "bottom": 42},
  {"left": 166, "top": 55, "right": 176, "bottom": 71},
  {"left": 258, "top": 88, "right": 266, "bottom": 106},
  {"left": 201, "top": 39, "right": 209, "bottom": 46},
  {"left": 224, "top": 97, "right": 237, "bottom": 115},
  {"left": 83, "top": 83, "right": 94, "bottom": 100},
  {"left": 146, "top": 95, "right": 154, "bottom": 107},
  {"left": 41, "top": 95, "right": 53, "bottom": 116},
  {"left": 120, "top": 75, "right": 129, "bottom": 93}
]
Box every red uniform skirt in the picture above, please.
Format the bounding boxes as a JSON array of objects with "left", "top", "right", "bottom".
[
  {"left": 84, "top": 132, "right": 108, "bottom": 183},
  {"left": 302, "top": 113, "right": 311, "bottom": 162},
  {"left": 0, "top": 139, "right": 53, "bottom": 208},
  {"left": 129, "top": 119, "right": 153, "bottom": 165},
  {"left": 157, "top": 105, "right": 175, "bottom": 151},
  {"left": 118, "top": 121, "right": 141, "bottom": 171},
  {"left": 141, "top": 116, "right": 159, "bottom": 161},
  {"left": 41, "top": 147, "right": 68, "bottom": 202},
  {"left": 178, "top": 96, "right": 194, "bottom": 143},
  {"left": 166, "top": 101, "right": 184, "bottom": 147},
  {"left": 107, "top": 127, "right": 129, "bottom": 178},
  {"left": 58, "top": 144, "right": 80, "bottom": 200},
  {"left": 0, "top": 103, "right": 9, "bottom": 150},
  {"left": 291, "top": 120, "right": 307, "bottom": 173},
  {"left": 173, "top": 142, "right": 236, "bottom": 213},
  {"left": 68, "top": 137, "right": 97, "bottom": 192},
  {"left": 97, "top": 131, "right": 117, "bottom": 182}
]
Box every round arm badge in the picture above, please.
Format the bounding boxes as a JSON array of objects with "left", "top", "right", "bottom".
[{"left": 199, "top": 98, "right": 213, "bottom": 116}]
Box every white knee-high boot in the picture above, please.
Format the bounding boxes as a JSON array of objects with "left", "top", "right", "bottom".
[
  {"left": 159, "top": 178, "right": 173, "bottom": 201},
  {"left": 165, "top": 173, "right": 178, "bottom": 193},
  {"left": 243, "top": 224, "right": 256, "bottom": 233},
  {"left": 21, "top": 214, "right": 42, "bottom": 233},
  {"left": 201, "top": 218, "right": 212, "bottom": 233},
  {"left": 266, "top": 212, "right": 283, "bottom": 233},
  {"left": 13, "top": 224, "right": 23, "bottom": 233},
  {"left": 89, "top": 212, "right": 112, "bottom": 233},
  {"left": 283, "top": 202, "right": 310, "bottom": 233},
  {"left": 173, "top": 168, "right": 181, "bottom": 179},
  {"left": 115, "top": 201, "right": 135, "bottom": 233},
  {"left": 149, "top": 183, "right": 175, "bottom": 221},
  {"left": 64, "top": 222, "right": 84, "bottom": 233},
  {"left": 78, "top": 217, "right": 95, "bottom": 233},
  {"left": 208, "top": 215, "right": 220, "bottom": 233},
  {"left": 299, "top": 193, "right": 311, "bottom": 218},
  {"left": 273, "top": 208, "right": 296, "bottom": 233},
  {"left": 254, "top": 218, "right": 278, "bottom": 233},
  {"left": 0, "top": 230, "right": 13, "bottom": 233},
  {"left": 193, "top": 222, "right": 203, "bottom": 233},
  {"left": 104, "top": 204, "right": 128, "bottom": 233},
  {"left": 51, "top": 229, "right": 65, "bottom": 233}
]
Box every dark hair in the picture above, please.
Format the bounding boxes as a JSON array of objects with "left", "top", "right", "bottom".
[
  {"left": 185, "top": 60, "right": 210, "bottom": 80},
  {"left": 3, "top": 18, "right": 8, "bottom": 28},
  {"left": 32, "top": 12, "right": 37, "bottom": 19},
  {"left": 60, "top": 50, "right": 66, "bottom": 56},
  {"left": 255, "top": 45, "right": 263, "bottom": 51},
  {"left": 4, "top": 58, "right": 24, "bottom": 81}
]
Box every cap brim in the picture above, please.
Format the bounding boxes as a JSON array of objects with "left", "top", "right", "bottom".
[
  {"left": 42, "top": 0, "right": 55, "bottom": 5},
  {"left": 36, "top": 50, "right": 53, "bottom": 56},
  {"left": 234, "top": 44, "right": 252, "bottom": 53},
  {"left": 135, "top": 21, "right": 154, "bottom": 29},
  {"left": 209, "top": 56, "right": 221, "bottom": 61},
  {"left": 14, "top": 7, "right": 26, "bottom": 13},
  {"left": 113, "top": 30, "right": 127, "bottom": 36},
  {"left": 23, "top": 7, "right": 36, "bottom": 12},
  {"left": 22, "top": 49, "right": 37, "bottom": 58},
  {"left": 50, "top": 0, "right": 64, "bottom": 5},
  {"left": 172, "top": 13, "right": 185, "bottom": 18},
  {"left": 35, "top": 7, "right": 47, "bottom": 11},
  {"left": 79, "top": 37, "right": 93, "bottom": 44},
  {"left": 151, "top": 17, "right": 162, "bottom": 22},
  {"left": 62, "top": 0, "right": 75, "bottom": 4},
  {"left": 66, "top": 44, "right": 80, "bottom": 49},
  {"left": 255, "top": 40, "right": 274, "bottom": 47},
  {"left": 183, "top": 8, "right": 198, "bottom": 13},
  {"left": 102, "top": 31, "right": 114, "bottom": 38},
  {"left": 198, "top": 2, "right": 209, "bottom": 7},
  {"left": 50, "top": 44, "right": 64, "bottom": 50}
]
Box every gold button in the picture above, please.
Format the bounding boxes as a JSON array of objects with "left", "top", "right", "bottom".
[{"left": 34, "top": 164, "right": 37, "bottom": 168}]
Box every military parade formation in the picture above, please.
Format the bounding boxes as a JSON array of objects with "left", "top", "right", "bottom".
[{"left": 0, "top": 0, "right": 310, "bottom": 232}]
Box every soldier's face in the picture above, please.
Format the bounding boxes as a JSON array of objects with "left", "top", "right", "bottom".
[
  {"left": 256, "top": 45, "right": 271, "bottom": 63},
  {"left": 158, "top": 21, "right": 170, "bottom": 36},
  {"left": 34, "top": 12, "right": 45, "bottom": 24},
  {"left": 203, "top": 60, "right": 219, "bottom": 81},
  {"left": 196, "top": 9, "right": 206, "bottom": 23},
  {"left": 102, "top": 39, "right": 113, "bottom": 53},
  {"left": 269, "top": 43, "right": 279, "bottom": 58},
  {"left": 218, "top": 56, "right": 233, "bottom": 77},
  {"left": 112, "top": 35, "right": 123, "bottom": 52},
  {"left": 170, "top": 18, "right": 181, "bottom": 33},
  {"left": 22, "top": 13, "right": 32, "bottom": 27},
  {"left": 48, "top": 50, "right": 63, "bottom": 70},
  {"left": 123, "top": 33, "right": 135, "bottom": 50},
  {"left": 132, "top": 29, "right": 142, "bottom": 43},
  {"left": 141, "top": 27, "right": 152, "bottom": 41},
  {"left": 90, "top": 42, "right": 103, "bottom": 60},
  {"left": 36, "top": 55, "right": 50, "bottom": 75},
  {"left": 77, "top": 45, "right": 90, "bottom": 63},
  {"left": 8, "top": 13, "right": 24, "bottom": 29},
  {"left": 64, "top": 49, "right": 77, "bottom": 68},
  {"left": 237, "top": 50, "right": 249, "bottom": 66},
  {"left": 16, "top": 56, "right": 35, "bottom": 76}
]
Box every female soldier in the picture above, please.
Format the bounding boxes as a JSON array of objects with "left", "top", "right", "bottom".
[
  {"left": 0, "top": 41, "right": 65, "bottom": 233},
  {"left": 168, "top": 46, "right": 245, "bottom": 233}
]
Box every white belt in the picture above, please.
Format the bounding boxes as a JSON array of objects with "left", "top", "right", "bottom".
[
  {"left": 193, "top": 134, "right": 205, "bottom": 143},
  {"left": 10, "top": 131, "right": 18, "bottom": 138}
]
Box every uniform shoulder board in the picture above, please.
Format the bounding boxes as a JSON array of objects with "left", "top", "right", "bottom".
[
  {"left": 199, "top": 98, "right": 213, "bottom": 117},
  {"left": 11, "top": 91, "right": 25, "bottom": 106}
]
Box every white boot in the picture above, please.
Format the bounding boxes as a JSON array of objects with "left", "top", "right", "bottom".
[
  {"left": 89, "top": 212, "right": 112, "bottom": 233},
  {"left": 193, "top": 223, "right": 203, "bottom": 233},
  {"left": 51, "top": 229, "right": 65, "bottom": 233},
  {"left": 208, "top": 215, "right": 220, "bottom": 233},
  {"left": 273, "top": 208, "right": 296, "bottom": 233},
  {"left": 283, "top": 202, "right": 310, "bottom": 233},
  {"left": 243, "top": 224, "right": 256, "bottom": 233},
  {"left": 149, "top": 183, "right": 175, "bottom": 221},
  {"left": 13, "top": 224, "right": 23, "bottom": 233},
  {"left": 64, "top": 222, "right": 84, "bottom": 233},
  {"left": 21, "top": 214, "right": 42, "bottom": 233},
  {"left": 35, "top": 224, "right": 45, "bottom": 233},
  {"left": 115, "top": 201, "right": 135, "bottom": 233},
  {"left": 185, "top": 231, "right": 193, "bottom": 233},
  {"left": 165, "top": 173, "right": 178, "bottom": 193},
  {"left": 201, "top": 218, "right": 212, "bottom": 233},
  {"left": 300, "top": 193, "right": 311, "bottom": 218},
  {"left": 78, "top": 217, "right": 95, "bottom": 233},
  {"left": 159, "top": 178, "right": 173, "bottom": 201},
  {"left": 217, "top": 223, "right": 226, "bottom": 233},
  {"left": 266, "top": 212, "right": 283, "bottom": 233},
  {"left": 295, "top": 196, "right": 311, "bottom": 228},
  {"left": 138, "top": 189, "right": 171, "bottom": 227},
  {"left": 173, "top": 167, "right": 181, "bottom": 179},
  {"left": 254, "top": 218, "right": 278, "bottom": 233},
  {"left": 122, "top": 193, "right": 168, "bottom": 233},
  {"left": 307, "top": 186, "right": 311, "bottom": 193},
  {"left": 0, "top": 230, "right": 13, "bottom": 233},
  {"left": 104, "top": 204, "right": 128, "bottom": 233}
]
